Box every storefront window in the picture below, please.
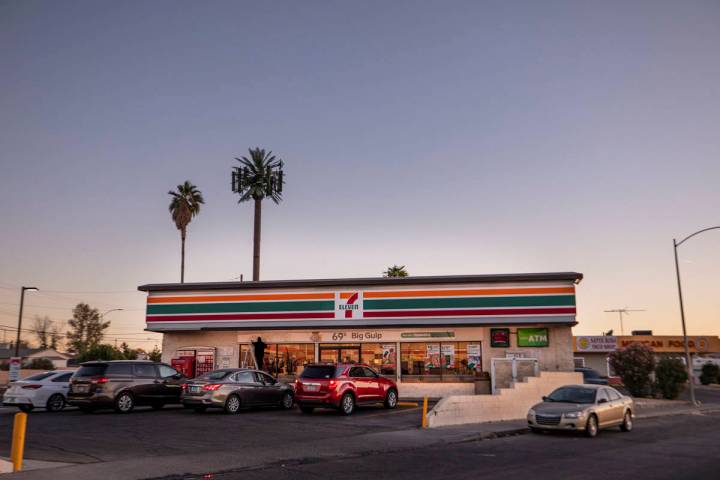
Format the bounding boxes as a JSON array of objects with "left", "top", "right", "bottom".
[
  {"left": 240, "top": 343, "right": 315, "bottom": 380},
  {"left": 401, "top": 342, "right": 481, "bottom": 382},
  {"left": 361, "top": 343, "right": 397, "bottom": 378}
]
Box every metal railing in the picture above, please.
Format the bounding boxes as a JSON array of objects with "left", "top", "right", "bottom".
[{"left": 490, "top": 357, "right": 539, "bottom": 394}]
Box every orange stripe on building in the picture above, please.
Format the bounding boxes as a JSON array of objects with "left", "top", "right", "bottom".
[
  {"left": 363, "top": 287, "right": 575, "bottom": 299},
  {"left": 148, "top": 292, "right": 335, "bottom": 304}
]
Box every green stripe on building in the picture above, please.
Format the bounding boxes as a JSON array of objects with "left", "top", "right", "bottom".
[
  {"left": 363, "top": 295, "right": 575, "bottom": 310},
  {"left": 147, "top": 300, "right": 335, "bottom": 315}
]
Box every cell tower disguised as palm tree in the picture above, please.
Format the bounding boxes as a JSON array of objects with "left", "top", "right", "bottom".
[
  {"left": 168, "top": 181, "right": 204, "bottom": 283},
  {"left": 383, "top": 265, "right": 409, "bottom": 278},
  {"left": 232, "top": 148, "right": 284, "bottom": 281}
]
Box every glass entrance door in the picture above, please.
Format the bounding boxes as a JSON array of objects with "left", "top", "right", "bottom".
[{"left": 319, "top": 344, "right": 361, "bottom": 363}]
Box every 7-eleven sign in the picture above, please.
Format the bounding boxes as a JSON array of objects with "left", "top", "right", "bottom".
[{"left": 335, "top": 292, "right": 364, "bottom": 319}]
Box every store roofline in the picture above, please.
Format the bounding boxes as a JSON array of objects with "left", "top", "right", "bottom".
[{"left": 138, "top": 272, "right": 583, "bottom": 293}]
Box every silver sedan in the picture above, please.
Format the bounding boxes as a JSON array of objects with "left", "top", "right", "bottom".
[
  {"left": 527, "top": 384, "right": 634, "bottom": 437},
  {"left": 182, "top": 368, "right": 294, "bottom": 414}
]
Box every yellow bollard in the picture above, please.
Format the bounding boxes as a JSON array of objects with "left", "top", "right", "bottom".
[
  {"left": 10, "top": 412, "right": 28, "bottom": 472},
  {"left": 421, "top": 396, "right": 428, "bottom": 429}
]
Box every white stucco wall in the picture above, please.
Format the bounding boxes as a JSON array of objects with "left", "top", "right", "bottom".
[{"left": 426, "top": 371, "right": 583, "bottom": 427}]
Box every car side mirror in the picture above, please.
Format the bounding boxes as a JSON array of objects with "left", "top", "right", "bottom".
[
  {"left": 541, "top": 396, "right": 548, "bottom": 401},
  {"left": 598, "top": 398, "right": 608, "bottom": 404},
  {"left": 173, "top": 373, "right": 183, "bottom": 379}
]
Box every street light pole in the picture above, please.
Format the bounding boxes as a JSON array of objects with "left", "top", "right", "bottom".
[
  {"left": 15, "top": 287, "right": 39, "bottom": 357},
  {"left": 673, "top": 225, "right": 720, "bottom": 407},
  {"left": 673, "top": 239, "right": 695, "bottom": 406}
]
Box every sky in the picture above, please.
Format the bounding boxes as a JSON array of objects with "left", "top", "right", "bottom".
[{"left": 1, "top": 0, "right": 719, "bottom": 349}]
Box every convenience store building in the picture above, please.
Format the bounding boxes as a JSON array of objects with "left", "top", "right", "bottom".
[{"left": 139, "top": 272, "right": 583, "bottom": 397}]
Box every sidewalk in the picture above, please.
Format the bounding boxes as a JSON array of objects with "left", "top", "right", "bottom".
[{"left": 6, "top": 401, "right": 720, "bottom": 479}]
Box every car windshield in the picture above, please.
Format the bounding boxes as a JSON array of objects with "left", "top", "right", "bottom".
[
  {"left": 197, "top": 370, "right": 234, "bottom": 381},
  {"left": 300, "top": 365, "right": 340, "bottom": 379},
  {"left": 547, "top": 387, "right": 597, "bottom": 404},
  {"left": 24, "top": 372, "right": 55, "bottom": 381},
  {"left": 76, "top": 364, "right": 107, "bottom": 377}
]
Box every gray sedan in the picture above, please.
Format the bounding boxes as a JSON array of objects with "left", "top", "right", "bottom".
[
  {"left": 527, "top": 384, "right": 634, "bottom": 437},
  {"left": 182, "top": 368, "right": 294, "bottom": 414}
]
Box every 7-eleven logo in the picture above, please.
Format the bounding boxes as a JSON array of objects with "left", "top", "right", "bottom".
[{"left": 335, "top": 292, "right": 364, "bottom": 319}]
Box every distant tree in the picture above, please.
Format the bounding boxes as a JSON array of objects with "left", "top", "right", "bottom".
[
  {"left": 76, "top": 344, "right": 125, "bottom": 363},
  {"left": 609, "top": 343, "right": 656, "bottom": 397},
  {"left": 148, "top": 346, "right": 162, "bottom": 362},
  {"left": 66, "top": 303, "right": 110, "bottom": 355},
  {"left": 120, "top": 342, "right": 140, "bottom": 360},
  {"left": 232, "top": 148, "right": 285, "bottom": 281},
  {"left": 383, "top": 265, "right": 408, "bottom": 278},
  {"left": 49, "top": 321, "right": 65, "bottom": 351},
  {"left": 168, "top": 181, "right": 204, "bottom": 283},
  {"left": 654, "top": 357, "right": 688, "bottom": 399},
  {"left": 25, "top": 358, "right": 55, "bottom": 370},
  {"left": 32, "top": 315, "right": 53, "bottom": 349}
]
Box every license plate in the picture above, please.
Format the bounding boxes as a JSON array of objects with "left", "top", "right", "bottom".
[
  {"left": 74, "top": 385, "right": 89, "bottom": 393},
  {"left": 189, "top": 386, "right": 201, "bottom": 393},
  {"left": 304, "top": 384, "right": 320, "bottom": 392}
]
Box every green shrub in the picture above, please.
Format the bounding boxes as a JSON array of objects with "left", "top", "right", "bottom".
[
  {"left": 700, "top": 363, "right": 720, "bottom": 385},
  {"left": 24, "top": 358, "right": 56, "bottom": 370},
  {"left": 608, "top": 343, "right": 656, "bottom": 397},
  {"left": 654, "top": 357, "right": 688, "bottom": 399},
  {"left": 76, "top": 344, "right": 125, "bottom": 363}
]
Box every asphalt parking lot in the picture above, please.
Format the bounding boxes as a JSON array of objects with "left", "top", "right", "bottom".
[{"left": 0, "top": 401, "right": 424, "bottom": 465}]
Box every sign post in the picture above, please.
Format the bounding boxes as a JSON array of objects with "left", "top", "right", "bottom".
[{"left": 8, "top": 357, "right": 21, "bottom": 383}]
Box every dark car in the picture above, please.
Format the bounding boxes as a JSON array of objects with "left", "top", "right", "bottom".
[
  {"left": 67, "top": 361, "right": 186, "bottom": 413},
  {"left": 294, "top": 363, "right": 398, "bottom": 415},
  {"left": 181, "top": 368, "right": 294, "bottom": 413},
  {"left": 575, "top": 367, "right": 609, "bottom": 385}
]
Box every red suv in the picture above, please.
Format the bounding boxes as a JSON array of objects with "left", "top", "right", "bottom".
[{"left": 295, "top": 363, "right": 398, "bottom": 415}]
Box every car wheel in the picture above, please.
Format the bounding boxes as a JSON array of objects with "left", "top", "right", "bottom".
[
  {"left": 299, "top": 405, "right": 314, "bottom": 414},
  {"left": 384, "top": 389, "right": 398, "bottom": 409},
  {"left": 280, "top": 392, "right": 294, "bottom": 410},
  {"left": 224, "top": 394, "right": 241, "bottom": 414},
  {"left": 585, "top": 414, "right": 599, "bottom": 438},
  {"left": 114, "top": 392, "right": 135, "bottom": 413},
  {"left": 46, "top": 394, "right": 66, "bottom": 412},
  {"left": 340, "top": 393, "right": 355, "bottom": 416},
  {"left": 79, "top": 406, "right": 94, "bottom": 414},
  {"left": 18, "top": 404, "right": 34, "bottom": 413},
  {"left": 620, "top": 411, "right": 633, "bottom": 432}
]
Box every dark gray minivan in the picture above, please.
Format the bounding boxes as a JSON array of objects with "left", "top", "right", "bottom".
[{"left": 67, "top": 361, "right": 186, "bottom": 413}]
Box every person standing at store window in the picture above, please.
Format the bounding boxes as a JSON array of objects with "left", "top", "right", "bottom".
[{"left": 252, "top": 337, "right": 267, "bottom": 371}]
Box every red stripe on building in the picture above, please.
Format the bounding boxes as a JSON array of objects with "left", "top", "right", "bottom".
[
  {"left": 362, "top": 307, "right": 576, "bottom": 317},
  {"left": 146, "top": 312, "right": 336, "bottom": 322}
]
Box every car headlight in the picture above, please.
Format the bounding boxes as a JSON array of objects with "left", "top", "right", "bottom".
[
  {"left": 527, "top": 409, "right": 536, "bottom": 416},
  {"left": 563, "top": 411, "right": 582, "bottom": 419}
]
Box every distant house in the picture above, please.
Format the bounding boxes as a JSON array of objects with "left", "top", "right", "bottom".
[{"left": 0, "top": 346, "right": 73, "bottom": 369}]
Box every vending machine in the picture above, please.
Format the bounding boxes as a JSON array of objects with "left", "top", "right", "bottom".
[{"left": 171, "top": 357, "right": 195, "bottom": 379}]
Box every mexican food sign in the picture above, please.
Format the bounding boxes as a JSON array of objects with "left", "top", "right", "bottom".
[{"left": 140, "top": 275, "right": 581, "bottom": 331}]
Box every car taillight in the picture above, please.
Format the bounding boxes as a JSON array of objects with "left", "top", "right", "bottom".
[
  {"left": 21, "top": 385, "right": 42, "bottom": 390},
  {"left": 92, "top": 377, "right": 109, "bottom": 384},
  {"left": 329, "top": 380, "right": 336, "bottom": 387},
  {"left": 181, "top": 383, "right": 188, "bottom": 391},
  {"left": 203, "top": 384, "right": 222, "bottom": 391}
]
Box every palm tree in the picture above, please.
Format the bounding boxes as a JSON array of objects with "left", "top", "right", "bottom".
[
  {"left": 232, "top": 148, "right": 284, "bottom": 281},
  {"left": 168, "top": 181, "right": 204, "bottom": 283},
  {"left": 383, "top": 265, "right": 409, "bottom": 277}
]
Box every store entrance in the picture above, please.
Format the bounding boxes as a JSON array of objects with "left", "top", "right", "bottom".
[{"left": 319, "top": 344, "right": 361, "bottom": 363}]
